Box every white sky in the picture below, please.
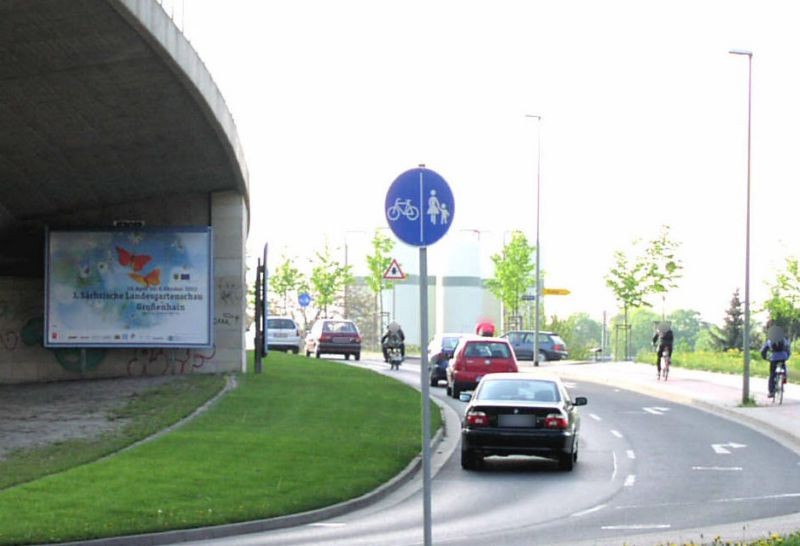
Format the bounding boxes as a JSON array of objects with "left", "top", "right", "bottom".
[{"left": 165, "top": 0, "right": 800, "bottom": 324}]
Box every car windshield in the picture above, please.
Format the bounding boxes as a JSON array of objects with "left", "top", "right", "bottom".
[
  {"left": 268, "top": 319, "right": 295, "bottom": 329},
  {"left": 464, "top": 342, "right": 511, "bottom": 358},
  {"left": 477, "top": 379, "right": 560, "bottom": 402}
]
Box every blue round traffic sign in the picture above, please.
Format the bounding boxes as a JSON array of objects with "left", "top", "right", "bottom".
[
  {"left": 298, "top": 292, "right": 311, "bottom": 308},
  {"left": 385, "top": 167, "right": 454, "bottom": 247}
]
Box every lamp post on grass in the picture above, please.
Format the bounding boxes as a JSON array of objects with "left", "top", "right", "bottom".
[{"left": 729, "top": 48, "right": 753, "bottom": 404}]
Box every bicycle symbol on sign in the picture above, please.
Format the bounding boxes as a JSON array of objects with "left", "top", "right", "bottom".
[{"left": 386, "top": 198, "right": 420, "bottom": 221}]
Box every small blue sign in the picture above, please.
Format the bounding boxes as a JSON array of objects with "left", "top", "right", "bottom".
[
  {"left": 298, "top": 292, "right": 311, "bottom": 308},
  {"left": 385, "top": 167, "right": 454, "bottom": 247}
]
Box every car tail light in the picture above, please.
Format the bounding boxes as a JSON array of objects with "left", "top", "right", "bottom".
[
  {"left": 319, "top": 333, "right": 333, "bottom": 342},
  {"left": 554, "top": 344, "right": 565, "bottom": 352},
  {"left": 466, "top": 410, "right": 489, "bottom": 427},
  {"left": 544, "top": 413, "right": 568, "bottom": 429},
  {"left": 355, "top": 334, "right": 362, "bottom": 343}
]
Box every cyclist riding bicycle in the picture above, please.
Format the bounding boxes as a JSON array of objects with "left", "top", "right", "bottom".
[
  {"left": 652, "top": 322, "right": 674, "bottom": 378},
  {"left": 760, "top": 325, "right": 791, "bottom": 399}
]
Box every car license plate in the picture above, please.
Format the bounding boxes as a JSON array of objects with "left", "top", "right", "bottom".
[
  {"left": 274, "top": 332, "right": 288, "bottom": 338},
  {"left": 498, "top": 414, "right": 535, "bottom": 427},
  {"left": 333, "top": 337, "right": 350, "bottom": 343}
]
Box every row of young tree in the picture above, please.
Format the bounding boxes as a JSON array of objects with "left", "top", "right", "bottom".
[
  {"left": 267, "top": 231, "right": 397, "bottom": 348},
  {"left": 264, "top": 224, "right": 800, "bottom": 356}
]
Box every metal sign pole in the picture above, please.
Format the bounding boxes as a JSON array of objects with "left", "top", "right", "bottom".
[{"left": 419, "top": 246, "right": 432, "bottom": 546}]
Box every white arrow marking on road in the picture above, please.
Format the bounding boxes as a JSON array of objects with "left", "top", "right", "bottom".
[
  {"left": 626, "top": 450, "right": 636, "bottom": 460},
  {"left": 624, "top": 474, "right": 636, "bottom": 487},
  {"left": 712, "top": 442, "right": 747, "bottom": 454},
  {"left": 643, "top": 406, "right": 671, "bottom": 415}
]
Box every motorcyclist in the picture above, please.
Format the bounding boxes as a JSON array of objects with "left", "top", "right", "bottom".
[{"left": 381, "top": 321, "right": 405, "bottom": 362}]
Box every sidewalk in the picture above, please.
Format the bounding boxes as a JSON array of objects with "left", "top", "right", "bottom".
[{"left": 524, "top": 359, "right": 800, "bottom": 455}]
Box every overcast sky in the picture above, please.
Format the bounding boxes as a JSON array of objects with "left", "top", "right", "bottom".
[{"left": 164, "top": 0, "right": 800, "bottom": 325}]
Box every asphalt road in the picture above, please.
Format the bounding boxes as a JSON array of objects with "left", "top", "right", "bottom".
[{"left": 173, "top": 358, "right": 800, "bottom": 546}]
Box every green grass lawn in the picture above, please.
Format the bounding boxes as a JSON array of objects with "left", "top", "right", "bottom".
[
  {"left": 0, "top": 353, "right": 439, "bottom": 545},
  {"left": 636, "top": 349, "right": 800, "bottom": 383}
]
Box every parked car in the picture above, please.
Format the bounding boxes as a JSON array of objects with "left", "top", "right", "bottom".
[
  {"left": 446, "top": 336, "right": 518, "bottom": 398},
  {"left": 500, "top": 330, "right": 569, "bottom": 361},
  {"left": 427, "top": 333, "right": 465, "bottom": 387},
  {"left": 459, "top": 372, "right": 587, "bottom": 471},
  {"left": 266, "top": 316, "right": 302, "bottom": 354},
  {"left": 305, "top": 319, "right": 362, "bottom": 360}
]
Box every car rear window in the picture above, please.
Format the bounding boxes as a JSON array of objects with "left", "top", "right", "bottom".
[
  {"left": 477, "top": 379, "right": 560, "bottom": 402},
  {"left": 323, "top": 321, "right": 357, "bottom": 333},
  {"left": 268, "top": 318, "right": 296, "bottom": 329},
  {"left": 442, "top": 337, "right": 460, "bottom": 350},
  {"left": 464, "top": 342, "right": 511, "bottom": 358}
]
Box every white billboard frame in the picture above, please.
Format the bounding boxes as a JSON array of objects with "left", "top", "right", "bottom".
[{"left": 44, "top": 226, "right": 214, "bottom": 348}]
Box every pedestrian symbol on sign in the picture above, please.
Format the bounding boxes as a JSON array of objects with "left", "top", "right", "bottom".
[{"left": 383, "top": 258, "right": 406, "bottom": 280}]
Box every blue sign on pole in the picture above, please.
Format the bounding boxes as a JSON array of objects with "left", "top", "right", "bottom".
[
  {"left": 298, "top": 292, "right": 311, "bottom": 308},
  {"left": 385, "top": 167, "right": 454, "bottom": 247}
]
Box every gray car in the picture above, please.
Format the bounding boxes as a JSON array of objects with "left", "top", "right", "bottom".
[{"left": 500, "top": 330, "right": 568, "bottom": 361}]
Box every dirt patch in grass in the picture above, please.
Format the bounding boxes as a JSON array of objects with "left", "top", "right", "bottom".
[{"left": 0, "top": 376, "right": 186, "bottom": 461}]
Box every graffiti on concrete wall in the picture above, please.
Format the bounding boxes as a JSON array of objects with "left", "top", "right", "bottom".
[
  {"left": 126, "top": 347, "right": 216, "bottom": 377},
  {"left": 215, "top": 277, "right": 244, "bottom": 328}
]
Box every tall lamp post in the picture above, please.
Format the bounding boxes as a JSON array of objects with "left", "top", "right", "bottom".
[
  {"left": 729, "top": 48, "right": 753, "bottom": 404},
  {"left": 526, "top": 114, "right": 542, "bottom": 366}
]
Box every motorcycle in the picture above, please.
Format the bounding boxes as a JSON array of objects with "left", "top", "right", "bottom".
[{"left": 384, "top": 343, "right": 404, "bottom": 370}]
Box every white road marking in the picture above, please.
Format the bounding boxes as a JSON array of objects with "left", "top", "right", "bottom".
[
  {"left": 611, "top": 451, "right": 618, "bottom": 481},
  {"left": 309, "top": 523, "right": 347, "bottom": 528},
  {"left": 589, "top": 413, "right": 602, "bottom": 421},
  {"left": 692, "top": 466, "right": 742, "bottom": 471},
  {"left": 602, "top": 524, "right": 671, "bottom": 530},
  {"left": 611, "top": 429, "right": 623, "bottom": 438},
  {"left": 572, "top": 504, "right": 607, "bottom": 517},
  {"left": 624, "top": 474, "right": 636, "bottom": 487},
  {"left": 643, "top": 406, "right": 670, "bottom": 415},
  {"left": 626, "top": 450, "right": 636, "bottom": 459},
  {"left": 712, "top": 442, "right": 747, "bottom": 454}
]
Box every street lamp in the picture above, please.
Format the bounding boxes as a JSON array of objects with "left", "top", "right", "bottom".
[
  {"left": 729, "top": 48, "right": 752, "bottom": 404},
  {"left": 526, "top": 114, "right": 542, "bottom": 366}
]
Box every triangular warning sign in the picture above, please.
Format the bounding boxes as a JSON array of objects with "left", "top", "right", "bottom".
[{"left": 383, "top": 258, "right": 406, "bottom": 280}]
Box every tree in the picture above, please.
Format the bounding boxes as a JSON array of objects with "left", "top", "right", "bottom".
[
  {"left": 546, "top": 313, "right": 602, "bottom": 360},
  {"left": 308, "top": 242, "right": 353, "bottom": 320},
  {"left": 762, "top": 256, "right": 800, "bottom": 339},
  {"left": 485, "top": 231, "right": 536, "bottom": 330},
  {"left": 710, "top": 289, "right": 744, "bottom": 351},
  {"left": 667, "top": 309, "right": 704, "bottom": 351},
  {"left": 364, "top": 230, "right": 395, "bottom": 341},
  {"left": 605, "top": 226, "right": 683, "bottom": 359},
  {"left": 644, "top": 225, "right": 683, "bottom": 317},
  {"left": 605, "top": 248, "right": 650, "bottom": 359},
  {"left": 269, "top": 256, "right": 305, "bottom": 316}
]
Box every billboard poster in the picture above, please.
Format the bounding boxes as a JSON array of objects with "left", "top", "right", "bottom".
[{"left": 45, "top": 227, "right": 213, "bottom": 348}]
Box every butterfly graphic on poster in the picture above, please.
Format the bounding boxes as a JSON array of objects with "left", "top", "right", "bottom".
[
  {"left": 115, "top": 246, "right": 152, "bottom": 272},
  {"left": 129, "top": 269, "right": 160, "bottom": 287}
]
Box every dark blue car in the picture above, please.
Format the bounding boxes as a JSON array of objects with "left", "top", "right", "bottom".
[{"left": 427, "top": 333, "right": 464, "bottom": 386}]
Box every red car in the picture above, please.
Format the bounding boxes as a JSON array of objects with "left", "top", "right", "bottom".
[{"left": 446, "top": 336, "right": 518, "bottom": 398}]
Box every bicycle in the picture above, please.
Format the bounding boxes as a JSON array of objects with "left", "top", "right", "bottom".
[
  {"left": 772, "top": 362, "right": 787, "bottom": 405},
  {"left": 659, "top": 352, "right": 670, "bottom": 381},
  {"left": 386, "top": 198, "right": 420, "bottom": 221}
]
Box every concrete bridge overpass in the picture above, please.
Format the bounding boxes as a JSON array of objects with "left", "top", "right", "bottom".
[{"left": 0, "top": 0, "right": 250, "bottom": 382}]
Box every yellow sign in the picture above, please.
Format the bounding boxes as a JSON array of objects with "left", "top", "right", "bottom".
[{"left": 542, "top": 288, "right": 570, "bottom": 296}]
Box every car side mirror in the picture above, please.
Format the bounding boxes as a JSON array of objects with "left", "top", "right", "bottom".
[
  {"left": 574, "top": 396, "right": 588, "bottom": 406},
  {"left": 459, "top": 392, "right": 473, "bottom": 402}
]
